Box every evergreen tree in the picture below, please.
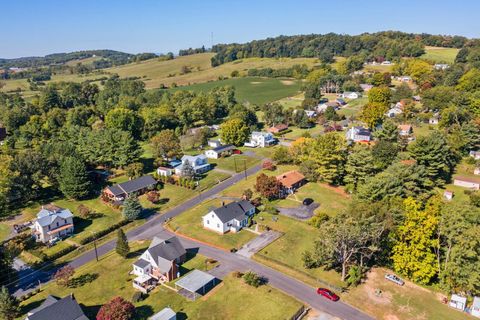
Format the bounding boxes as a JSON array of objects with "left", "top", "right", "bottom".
[
  {"left": 180, "top": 160, "right": 195, "bottom": 179},
  {"left": 58, "top": 156, "right": 91, "bottom": 199},
  {"left": 115, "top": 229, "right": 130, "bottom": 258},
  {"left": 122, "top": 195, "right": 142, "bottom": 221},
  {"left": 0, "top": 286, "right": 19, "bottom": 320},
  {"left": 374, "top": 119, "right": 399, "bottom": 143},
  {"left": 344, "top": 145, "right": 377, "bottom": 191}
]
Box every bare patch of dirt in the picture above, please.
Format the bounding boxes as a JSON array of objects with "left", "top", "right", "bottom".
[
  {"left": 281, "top": 80, "right": 295, "bottom": 85},
  {"left": 250, "top": 81, "right": 262, "bottom": 84}
]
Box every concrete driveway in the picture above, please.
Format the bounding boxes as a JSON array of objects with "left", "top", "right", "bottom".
[{"left": 236, "top": 230, "right": 282, "bottom": 258}]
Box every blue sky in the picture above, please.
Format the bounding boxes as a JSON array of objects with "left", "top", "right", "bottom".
[{"left": 1, "top": 0, "right": 479, "bottom": 58}]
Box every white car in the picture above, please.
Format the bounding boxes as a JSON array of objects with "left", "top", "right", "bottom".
[{"left": 385, "top": 274, "right": 404, "bottom": 286}]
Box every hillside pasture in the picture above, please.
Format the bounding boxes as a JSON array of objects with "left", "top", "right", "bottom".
[{"left": 421, "top": 46, "right": 459, "bottom": 63}]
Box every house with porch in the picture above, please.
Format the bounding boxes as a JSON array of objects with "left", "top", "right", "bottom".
[
  {"left": 103, "top": 175, "right": 157, "bottom": 204},
  {"left": 346, "top": 126, "right": 372, "bottom": 142},
  {"left": 276, "top": 171, "right": 306, "bottom": 196},
  {"left": 33, "top": 204, "right": 74, "bottom": 243},
  {"left": 132, "top": 236, "right": 186, "bottom": 292},
  {"left": 202, "top": 200, "right": 255, "bottom": 234},
  {"left": 175, "top": 154, "right": 211, "bottom": 176},
  {"left": 244, "top": 131, "right": 276, "bottom": 148}
]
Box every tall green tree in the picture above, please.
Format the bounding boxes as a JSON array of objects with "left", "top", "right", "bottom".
[
  {"left": 0, "top": 286, "right": 19, "bottom": 320},
  {"left": 360, "top": 102, "right": 388, "bottom": 129},
  {"left": 115, "top": 229, "right": 130, "bottom": 258},
  {"left": 220, "top": 118, "right": 250, "bottom": 146},
  {"left": 105, "top": 107, "right": 142, "bottom": 138},
  {"left": 58, "top": 156, "right": 91, "bottom": 200},
  {"left": 374, "top": 119, "right": 399, "bottom": 143},
  {"left": 368, "top": 86, "right": 392, "bottom": 106},
  {"left": 150, "top": 129, "right": 182, "bottom": 163},
  {"left": 344, "top": 145, "right": 377, "bottom": 191},
  {"left": 122, "top": 195, "right": 142, "bottom": 221}
]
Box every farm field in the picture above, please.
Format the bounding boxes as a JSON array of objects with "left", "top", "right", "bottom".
[
  {"left": 168, "top": 77, "right": 303, "bottom": 105},
  {"left": 421, "top": 46, "right": 459, "bottom": 63},
  {"left": 19, "top": 241, "right": 302, "bottom": 320}
]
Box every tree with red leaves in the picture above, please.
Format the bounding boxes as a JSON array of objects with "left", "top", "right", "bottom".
[
  {"left": 53, "top": 265, "right": 75, "bottom": 287},
  {"left": 262, "top": 160, "right": 276, "bottom": 171},
  {"left": 254, "top": 173, "right": 282, "bottom": 200},
  {"left": 96, "top": 296, "right": 135, "bottom": 320}
]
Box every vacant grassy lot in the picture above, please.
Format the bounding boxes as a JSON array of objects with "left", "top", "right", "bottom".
[
  {"left": 282, "top": 126, "right": 323, "bottom": 140},
  {"left": 338, "top": 97, "right": 367, "bottom": 118},
  {"left": 166, "top": 198, "right": 256, "bottom": 250},
  {"left": 20, "top": 240, "right": 302, "bottom": 320},
  {"left": 169, "top": 77, "right": 303, "bottom": 105},
  {"left": 421, "top": 46, "right": 459, "bottom": 63},
  {"left": 209, "top": 154, "right": 261, "bottom": 173}
]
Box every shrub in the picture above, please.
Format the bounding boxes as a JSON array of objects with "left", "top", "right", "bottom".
[
  {"left": 131, "top": 291, "right": 143, "bottom": 303},
  {"left": 77, "top": 204, "right": 91, "bottom": 218},
  {"left": 232, "top": 271, "right": 244, "bottom": 278},
  {"left": 54, "top": 265, "right": 75, "bottom": 287},
  {"left": 146, "top": 191, "right": 160, "bottom": 204},
  {"left": 243, "top": 271, "right": 264, "bottom": 287}
]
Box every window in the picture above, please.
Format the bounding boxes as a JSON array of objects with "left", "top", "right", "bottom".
[
  {"left": 217, "top": 224, "right": 220, "bottom": 228},
  {"left": 206, "top": 220, "right": 209, "bottom": 224},
  {"left": 56, "top": 222, "right": 59, "bottom": 227}
]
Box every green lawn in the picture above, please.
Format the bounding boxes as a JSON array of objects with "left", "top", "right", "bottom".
[
  {"left": 139, "top": 183, "right": 196, "bottom": 212},
  {"left": 421, "top": 46, "right": 459, "bottom": 63},
  {"left": 0, "top": 223, "right": 11, "bottom": 242},
  {"left": 209, "top": 155, "right": 261, "bottom": 173},
  {"left": 20, "top": 241, "right": 302, "bottom": 320},
  {"left": 282, "top": 126, "right": 323, "bottom": 140},
  {"left": 196, "top": 171, "right": 231, "bottom": 191},
  {"left": 166, "top": 198, "right": 256, "bottom": 250},
  {"left": 338, "top": 97, "right": 367, "bottom": 118},
  {"left": 168, "top": 77, "right": 303, "bottom": 105}
]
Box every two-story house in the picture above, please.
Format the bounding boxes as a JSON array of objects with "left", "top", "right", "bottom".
[
  {"left": 175, "top": 155, "right": 211, "bottom": 176},
  {"left": 33, "top": 204, "right": 74, "bottom": 243},
  {"left": 202, "top": 200, "right": 255, "bottom": 234},
  {"left": 244, "top": 132, "right": 276, "bottom": 148},
  {"left": 346, "top": 126, "right": 372, "bottom": 142},
  {"left": 132, "top": 236, "right": 187, "bottom": 292}
]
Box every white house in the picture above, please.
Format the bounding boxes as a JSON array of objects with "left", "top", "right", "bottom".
[
  {"left": 434, "top": 63, "right": 450, "bottom": 70},
  {"left": 470, "top": 150, "right": 480, "bottom": 160},
  {"left": 156, "top": 166, "right": 174, "bottom": 177},
  {"left": 386, "top": 106, "right": 403, "bottom": 118},
  {"left": 202, "top": 200, "right": 255, "bottom": 234},
  {"left": 207, "top": 140, "right": 222, "bottom": 148},
  {"left": 472, "top": 297, "right": 480, "bottom": 318},
  {"left": 381, "top": 60, "right": 392, "bottom": 65},
  {"left": 449, "top": 294, "right": 467, "bottom": 311},
  {"left": 475, "top": 168, "right": 480, "bottom": 175},
  {"left": 175, "top": 155, "right": 210, "bottom": 176},
  {"left": 132, "top": 236, "right": 186, "bottom": 292},
  {"left": 33, "top": 204, "right": 74, "bottom": 243},
  {"left": 244, "top": 132, "right": 276, "bottom": 148},
  {"left": 205, "top": 144, "right": 235, "bottom": 159},
  {"left": 429, "top": 114, "right": 440, "bottom": 125},
  {"left": 341, "top": 92, "right": 360, "bottom": 99},
  {"left": 398, "top": 76, "right": 412, "bottom": 82},
  {"left": 453, "top": 176, "right": 480, "bottom": 190},
  {"left": 346, "top": 126, "right": 372, "bottom": 142},
  {"left": 443, "top": 190, "right": 453, "bottom": 201},
  {"left": 305, "top": 110, "right": 316, "bottom": 118}
]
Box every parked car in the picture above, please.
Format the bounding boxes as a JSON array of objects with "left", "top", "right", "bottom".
[
  {"left": 316, "top": 288, "right": 340, "bottom": 301},
  {"left": 302, "top": 198, "right": 314, "bottom": 206},
  {"left": 385, "top": 273, "right": 404, "bottom": 286}
]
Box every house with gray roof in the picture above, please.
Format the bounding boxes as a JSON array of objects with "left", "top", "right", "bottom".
[
  {"left": 202, "top": 200, "right": 255, "bottom": 234},
  {"left": 132, "top": 236, "right": 186, "bottom": 292},
  {"left": 150, "top": 307, "right": 176, "bottom": 320},
  {"left": 205, "top": 144, "right": 236, "bottom": 159},
  {"left": 25, "top": 294, "right": 88, "bottom": 320},
  {"left": 33, "top": 204, "right": 74, "bottom": 243},
  {"left": 103, "top": 175, "right": 157, "bottom": 203}
]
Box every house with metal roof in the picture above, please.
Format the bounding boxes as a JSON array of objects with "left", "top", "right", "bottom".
[
  {"left": 103, "top": 175, "right": 157, "bottom": 203},
  {"left": 25, "top": 294, "right": 88, "bottom": 320},
  {"left": 150, "top": 307, "right": 176, "bottom": 320},
  {"left": 132, "top": 236, "right": 186, "bottom": 292},
  {"left": 202, "top": 200, "right": 255, "bottom": 234},
  {"left": 32, "top": 204, "right": 74, "bottom": 243},
  {"left": 205, "top": 144, "right": 236, "bottom": 159}
]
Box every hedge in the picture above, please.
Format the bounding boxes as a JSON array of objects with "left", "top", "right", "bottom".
[{"left": 78, "top": 219, "right": 130, "bottom": 245}]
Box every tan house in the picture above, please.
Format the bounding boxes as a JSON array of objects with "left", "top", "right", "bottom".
[
  {"left": 33, "top": 204, "right": 74, "bottom": 243},
  {"left": 276, "top": 171, "right": 306, "bottom": 196}
]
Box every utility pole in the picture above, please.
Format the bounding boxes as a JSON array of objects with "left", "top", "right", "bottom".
[
  {"left": 93, "top": 238, "right": 99, "bottom": 262},
  {"left": 243, "top": 159, "right": 247, "bottom": 180},
  {"left": 234, "top": 157, "right": 238, "bottom": 173}
]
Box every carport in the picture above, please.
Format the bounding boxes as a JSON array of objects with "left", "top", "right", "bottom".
[{"left": 175, "top": 269, "right": 217, "bottom": 300}]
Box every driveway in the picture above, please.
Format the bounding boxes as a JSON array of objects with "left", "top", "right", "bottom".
[
  {"left": 236, "top": 230, "right": 282, "bottom": 258},
  {"left": 277, "top": 202, "right": 319, "bottom": 220}
]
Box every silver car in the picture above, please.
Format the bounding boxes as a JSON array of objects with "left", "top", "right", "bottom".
[{"left": 385, "top": 274, "right": 404, "bottom": 286}]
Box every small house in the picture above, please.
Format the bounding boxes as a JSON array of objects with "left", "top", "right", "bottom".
[
  {"left": 360, "top": 84, "right": 373, "bottom": 92},
  {"left": 202, "top": 200, "right": 255, "bottom": 234},
  {"left": 132, "top": 236, "right": 186, "bottom": 292},
  {"left": 276, "top": 171, "right": 306, "bottom": 196},
  {"left": 175, "top": 155, "right": 210, "bottom": 176},
  {"left": 386, "top": 106, "right": 403, "bottom": 118},
  {"left": 474, "top": 168, "right": 480, "bottom": 175},
  {"left": 25, "top": 294, "right": 88, "bottom": 320},
  {"left": 453, "top": 175, "right": 480, "bottom": 190},
  {"left": 412, "top": 95, "right": 421, "bottom": 102},
  {"left": 381, "top": 60, "right": 392, "bottom": 65},
  {"left": 157, "top": 166, "right": 174, "bottom": 177},
  {"left": 341, "top": 92, "right": 360, "bottom": 99},
  {"left": 103, "top": 175, "right": 157, "bottom": 203},
  {"left": 346, "top": 126, "right": 372, "bottom": 142},
  {"left": 449, "top": 294, "right": 467, "bottom": 311},
  {"left": 205, "top": 144, "right": 235, "bottom": 159},
  {"left": 244, "top": 132, "right": 276, "bottom": 148},
  {"left": 398, "top": 76, "right": 412, "bottom": 82},
  {"left": 33, "top": 204, "right": 74, "bottom": 243},
  {"left": 207, "top": 140, "right": 222, "bottom": 148},
  {"left": 268, "top": 124, "right": 289, "bottom": 134},
  {"left": 150, "top": 307, "right": 176, "bottom": 320},
  {"left": 470, "top": 150, "right": 480, "bottom": 160},
  {"left": 398, "top": 124, "right": 413, "bottom": 136},
  {"left": 471, "top": 297, "right": 480, "bottom": 318},
  {"left": 429, "top": 114, "right": 439, "bottom": 125},
  {"left": 434, "top": 63, "right": 450, "bottom": 70},
  {"left": 443, "top": 190, "right": 453, "bottom": 201}
]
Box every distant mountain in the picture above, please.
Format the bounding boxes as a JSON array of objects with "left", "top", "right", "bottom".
[{"left": 0, "top": 50, "right": 134, "bottom": 68}]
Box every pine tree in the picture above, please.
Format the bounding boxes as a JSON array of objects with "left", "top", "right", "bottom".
[
  {"left": 374, "top": 119, "right": 399, "bottom": 143},
  {"left": 115, "top": 229, "right": 130, "bottom": 258},
  {"left": 58, "top": 156, "right": 91, "bottom": 199},
  {"left": 0, "top": 286, "right": 20, "bottom": 320},
  {"left": 344, "top": 145, "right": 377, "bottom": 191},
  {"left": 122, "top": 195, "right": 142, "bottom": 221}
]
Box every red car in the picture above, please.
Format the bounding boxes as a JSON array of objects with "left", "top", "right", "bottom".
[{"left": 317, "top": 288, "right": 340, "bottom": 301}]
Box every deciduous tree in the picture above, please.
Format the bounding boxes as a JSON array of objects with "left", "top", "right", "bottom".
[
  {"left": 96, "top": 296, "right": 135, "bottom": 320},
  {"left": 220, "top": 118, "right": 250, "bottom": 146}
]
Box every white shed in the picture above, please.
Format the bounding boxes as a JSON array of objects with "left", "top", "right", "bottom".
[
  {"left": 449, "top": 294, "right": 467, "bottom": 311},
  {"left": 472, "top": 296, "right": 480, "bottom": 318}
]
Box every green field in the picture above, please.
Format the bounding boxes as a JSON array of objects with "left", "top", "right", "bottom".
[
  {"left": 168, "top": 77, "right": 303, "bottom": 105},
  {"left": 19, "top": 241, "right": 302, "bottom": 320},
  {"left": 209, "top": 155, "right": 261, "bottom": 173},
  {"left": 421, "top": 46, "right": 459, "bottom": 63}
]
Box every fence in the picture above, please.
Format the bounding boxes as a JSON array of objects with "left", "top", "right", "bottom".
[{"left": 290, "top": 305, "right": 309, "bottom": 320}]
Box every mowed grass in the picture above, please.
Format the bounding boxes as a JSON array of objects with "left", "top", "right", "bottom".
[
  {"left": 166, "top": 198, "right": 256, "bottom": 250},
  {"left": 0, "top": 223, "right": 10, "bottom": 242},
  {"left": 19, "top": 240, "right": 302, "bottom": 320},
  {"left": 168, "top": 77, "right": 303, "bottom": 105},
  {"left": 209, "top": 155, "right": 261, "bottom": 173},
  {"left": 421, "top": 46, "right": 459, "bottom": 63}
]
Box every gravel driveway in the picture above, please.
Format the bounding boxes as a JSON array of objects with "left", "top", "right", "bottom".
[{"left": 277, "top": 202, "right": 319, "bottom": 220}]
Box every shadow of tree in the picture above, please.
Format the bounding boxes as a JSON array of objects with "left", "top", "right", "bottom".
[
  {"left": 135, "top": 304, "right": 154, "bottom": 319},
  {"left": 82, "top": 304, "right": 102, "bottom": 319},
  {"left": 68, "top": 273, "right": 99, "bottom": 288}
]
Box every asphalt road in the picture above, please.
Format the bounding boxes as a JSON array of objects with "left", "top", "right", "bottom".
[{"left": 13, "top": 161, "right": 375, "bottom": 319}]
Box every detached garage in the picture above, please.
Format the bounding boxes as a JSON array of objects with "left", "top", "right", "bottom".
[{"left": 175, "top": 269, "right": 217, "bottom": 301}]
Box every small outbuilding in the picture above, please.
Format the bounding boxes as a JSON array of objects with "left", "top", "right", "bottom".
[
  {"left": 449, "top": 294, "right": 467, "bottom": 311},
  {"left": 175, "top": 270, "right": 217, "bottom": 301},
  {"left": 149, "top": 307, "right": 176, "bottom": 320},
  {"left": 443, "top": 190, "right": 453, "bottom": 201},
  {"left": 471, "top": 296, "right": 480, "bottom": 318}
]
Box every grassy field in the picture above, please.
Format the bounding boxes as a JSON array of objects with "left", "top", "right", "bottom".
[
  {"left": 338, "top": 97, "right": 367, "bottom": 118},
  {"left": 421, "top": 46, "right": 459, "bottom": 63},
  {"left": 168, "top": 77, "right": 303, "bottom": 105},
  {"left": 166, "top": 198, "right": 256, "bottom": 250},
  {"left": 18, "top": 240, "right": 302, "bottom": 320},
  {"left": 209, "top": 155, "right": 261, "bottom": 173}
]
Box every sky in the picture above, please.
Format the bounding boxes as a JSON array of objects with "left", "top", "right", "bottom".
[{"left": 1, "top": 0, "right": 480, "bottom": 58}]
